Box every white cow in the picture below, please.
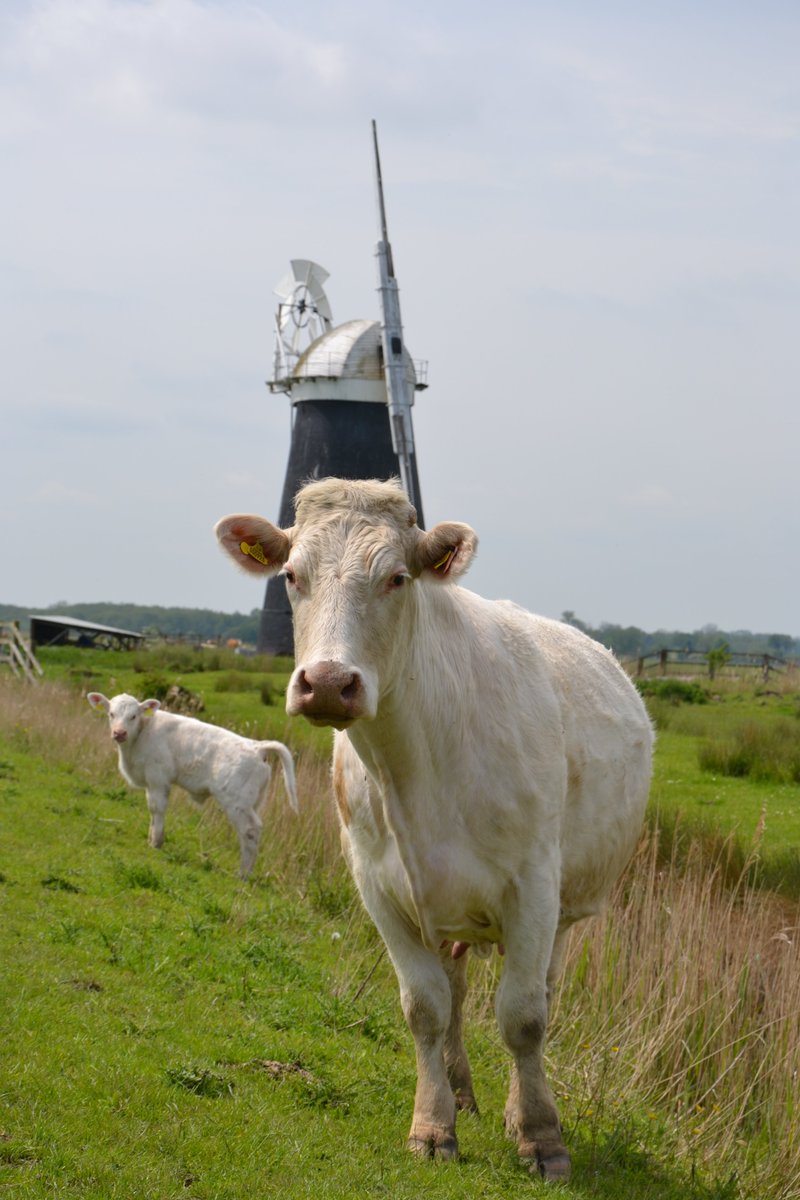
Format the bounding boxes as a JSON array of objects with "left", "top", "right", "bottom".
[
  {"left": 87, "top": 692, "right": 298, "bottom": 878},
  {"left": 215, "top": 479, "right": 653, "bottom": 1179}
]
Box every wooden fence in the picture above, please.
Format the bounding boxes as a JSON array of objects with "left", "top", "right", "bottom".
[
  {"left": 0, "top": 621, "right": 43, "bottom": 683},
  {"left": 626, "top": 647, "right": 793, "bottom": 683}
]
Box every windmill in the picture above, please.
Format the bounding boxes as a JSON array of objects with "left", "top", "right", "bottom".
[
  {"left": 271, "top": 259, "right": 333, "bottom": 388},
  {"left": 257, "top": 124, "right": 426, "bottom": 655}
]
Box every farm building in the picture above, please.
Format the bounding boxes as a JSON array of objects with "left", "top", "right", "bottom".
[{"left": 28, "top": 615, "right": 145, "bottom": 652}]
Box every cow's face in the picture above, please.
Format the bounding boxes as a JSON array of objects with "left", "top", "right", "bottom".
[
  {"left": 87, "top": 692, "right": 160, "bottom": 743},
  {"left": 215, "top": 480, "right": 477, "bottom": 730}
]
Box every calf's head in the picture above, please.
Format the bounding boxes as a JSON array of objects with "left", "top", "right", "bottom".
[
  {"left": 215, "top": 478, "right": 477, "bottom": 730},
  {"left": 87, "top": 692, "right": 160, "bottom": 743}
]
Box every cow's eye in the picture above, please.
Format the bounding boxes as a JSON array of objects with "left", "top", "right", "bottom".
[
  {"left": 389, "top": 573, "right": 408, "bottom": 590},
  {"left": 284, "top": 568, "right": 296, "bottom": 586}
]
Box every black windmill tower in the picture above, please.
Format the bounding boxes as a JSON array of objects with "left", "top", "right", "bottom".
[{"left": 258, "top": 122, "right": 427, "bottom": 655}]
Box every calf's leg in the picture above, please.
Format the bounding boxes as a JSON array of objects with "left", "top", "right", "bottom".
[
  {"left": 227, "top": 804, "right": 262, "bottom": 879},
  {"left": 145, "top": 786, "right": 168, "bottom": 848}
]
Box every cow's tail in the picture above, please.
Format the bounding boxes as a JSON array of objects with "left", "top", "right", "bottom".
[{"left": 258, "top": 741, "right": 299, "bottom": 813}]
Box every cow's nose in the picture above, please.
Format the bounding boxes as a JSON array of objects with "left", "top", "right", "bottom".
[
  {"left": 288, "top": 660, "right": 366, "bottom": 727},
  {"left": 112, "top": 729, "right": 127, "bottom": 742}
]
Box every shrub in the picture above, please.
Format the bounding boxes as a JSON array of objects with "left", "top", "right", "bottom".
[
  {"left": 706, "top": 641, "right": 731, "bottom": 680},
  {"left": 212, "top": 671, "right": 256, "bottom": 694},
  {"left": 636, "top": 679, "right": 708, "bottom": 705},
  {"left": 135, "top": 673, "right": 172, "bottom": 701},
  {"left": 699, "top": 719, "right": 800, "bottom": 784}
]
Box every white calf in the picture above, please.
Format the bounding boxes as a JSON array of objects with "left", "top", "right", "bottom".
[{"left": 87, "top": 692, "right": 298, "bottom": 877}]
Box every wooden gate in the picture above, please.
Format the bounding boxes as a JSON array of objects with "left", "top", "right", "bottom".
[{"left": 0, "top": 621, "right": 43, "bottom": 683}]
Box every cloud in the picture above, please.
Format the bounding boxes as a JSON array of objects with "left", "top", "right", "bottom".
[{"left": 1, "top": 0, "right": 797, "bottom": 631}]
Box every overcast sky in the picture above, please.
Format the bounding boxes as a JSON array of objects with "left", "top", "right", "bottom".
[{"left": 1, "top": 0, "right": 798, "bottom": 634}]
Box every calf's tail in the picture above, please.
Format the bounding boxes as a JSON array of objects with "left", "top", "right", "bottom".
[{"left": 258, "top": 742, "right": 299, "bottom": 813}]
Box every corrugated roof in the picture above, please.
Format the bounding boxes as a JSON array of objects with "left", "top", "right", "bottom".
[{"left": 29, "top": 615, "right": 145, "bottom": 639}]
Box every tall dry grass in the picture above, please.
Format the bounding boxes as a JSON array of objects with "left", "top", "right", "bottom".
[
  {"left": 569, "top": 834, "right": 797, "bottom": 1191},
  {"left": 0, "top": 672, "right": 116, "bottom": 780},
  {"left": 467, "top": 825, "right": 800, "bottom": 1197},
  {"left": 2, "top": 672, "right": 799, "bottom": 1196}
]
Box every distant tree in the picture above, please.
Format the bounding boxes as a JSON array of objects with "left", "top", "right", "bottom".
[
  {"left": 595, "top": 624, "right": 646, "bottom": 658},
  {"left": 767, "top": 633, "right": 794, "bottom": 658},
  {"left": 561, "top": 611, "right": 589, "bottom": 633}
]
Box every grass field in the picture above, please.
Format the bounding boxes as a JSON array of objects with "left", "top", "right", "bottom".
[{"left": 1, "top": 648, "right": 799, "bottom": 1199}]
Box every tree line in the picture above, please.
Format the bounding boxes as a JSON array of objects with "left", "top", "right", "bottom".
[
  {"left": 0, "top": 602, "right": 261, "bottom": 645},
  {"left": 1, "top": 601, "right": 797, "bottom": 660},
  {"left": 560, "top": 612, "right": 798, "bottom": 661}
]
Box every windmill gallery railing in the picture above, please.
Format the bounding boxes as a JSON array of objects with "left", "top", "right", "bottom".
[
  {"left": 626, "top": 647, "right": 793, "bottom": 683},
  {"left": 0, "top": 621, "right": 43, "bottom": 683}
]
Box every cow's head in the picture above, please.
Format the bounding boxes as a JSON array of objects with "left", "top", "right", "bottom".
[
  {"left": 215, "top": 478, "right": 477, "bottom": 730},
  {"left": 87, "top": 692, "right": 160, "bottom": 743}
]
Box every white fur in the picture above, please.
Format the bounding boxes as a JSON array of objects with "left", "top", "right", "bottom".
[
  {"left": 215, "top": 478, "right": 653, "bottom": 1176},
  {"left": 87, "top": 692, "right": 298, "bottom": 878}
]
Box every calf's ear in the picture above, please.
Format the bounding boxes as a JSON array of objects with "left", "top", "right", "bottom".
[
  {"left": 215, "top": 514, "right": 291, "bottom": 576},
  {"left": 87, "top": 692, "right": 109, "bottom": 712},
  {"left": 413, "top": 521, "right": 478, "bottom": 583},
  {"left": 140, "top": 699, "right": 160, "bottom": 717}
]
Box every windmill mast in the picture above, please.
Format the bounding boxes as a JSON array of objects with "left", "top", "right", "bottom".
[{"left": 372, "top": 120, "right": 422, "bottom": 515}]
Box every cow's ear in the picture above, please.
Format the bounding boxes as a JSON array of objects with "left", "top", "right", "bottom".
[
  {"left": 87, "top": 692, "right": 109, "bottom": 712},
  {"left": 140, "top": 699, "right": 160, "bottom": 717},
  {"left": 215, "top": 514, "right": 291, "bottom": 576},
  {"left": 414, "top": 521, "right": 478, "bottom": 583}
]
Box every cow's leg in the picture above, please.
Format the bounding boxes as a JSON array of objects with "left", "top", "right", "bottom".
[
  {"left": 496, "top": 879, "right": 570, "bottom": 1181},
  {"left": 401, "top": 948, "right": 458, "bottom": 1160},
  {"left": 357, "top": 889, "right": 458, "bottom": 1159},
  {"left": 145, "top": 786, "right": 168, "bottom": 848},
  {"left": 503, "top": 924, "right": 570, "bottom": 1136},
  {"left": 441, "top": 948, "right": 478, "bottom": 1114}
]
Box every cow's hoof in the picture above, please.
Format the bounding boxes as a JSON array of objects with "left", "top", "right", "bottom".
[
  {"left": 518, "top": 1139, "right": 571, "bottom": 1182},
  {"left": 407, "top": 1133, "right": 459, "bottom": 1162},
  {"left": 454, "top": 1089, "right": 479, "bottom": 1115},
  {"left": 534, "top": 1151, "right": 571, "bottom": 1182}
]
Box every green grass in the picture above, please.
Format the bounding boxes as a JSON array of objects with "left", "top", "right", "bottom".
[
  {"left": 642, "top": 686, "right": 800, "bottom": 895},
  {"left": 698, "top": 718, "right": 800, "bottom": 784},
  {"left": 1, "top": 738, "right": 776, "bottom": 1200},
  {"left": 1, "top": 650, "right": 799, "bottom": 1199}
]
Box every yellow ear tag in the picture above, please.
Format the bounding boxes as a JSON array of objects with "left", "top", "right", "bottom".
[
  {"left": 240, "top": 540, "right": 270, "bottom": 566},
  {"left": 432, "top": 548, "right": 455, "bottom": 573}
]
